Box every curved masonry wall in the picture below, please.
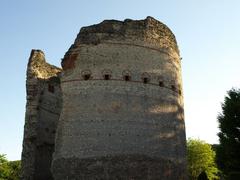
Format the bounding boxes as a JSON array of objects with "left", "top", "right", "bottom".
[{"left": 52, "top": 17, "right": 187, "bottom": 179}]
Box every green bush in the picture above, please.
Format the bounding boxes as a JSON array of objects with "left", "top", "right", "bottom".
[
  {"left": 0, "top": 154, "right": 21, "bottom": 180},
  {"left": 187, "top": 139, "right": 219, "bottom": 180}
]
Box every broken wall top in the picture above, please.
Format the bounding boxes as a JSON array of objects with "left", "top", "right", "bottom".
[
  {"left": 28, "top": 49, "right": 62, "bottom": 80},
  {"left": 62, "top": 16, "right": 179, "bottom": 70}
]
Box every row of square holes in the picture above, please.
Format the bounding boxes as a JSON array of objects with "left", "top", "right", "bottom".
[
  {"left": 83, "top": 74, "right": 181, "bottom": 95},
  {"left": 47, "top": 75, "right": 181, "bottom": 95}
]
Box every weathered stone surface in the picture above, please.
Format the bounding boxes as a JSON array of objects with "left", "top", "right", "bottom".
[
  {"left": 22, "top": 17, "right": 187, "bottom": 180},
  {"left": 28, "top": 50, "right": 61, "bottom": 79},
  {"left": 53, "top": 16, "right": 187, "bottom": 179},
  {"left": 62, "top": 16, "right": 179, "bottom": 71},
  {"left": 52, "top": 155, "right": 185, "bottom": 180},
  {"left": 21, "top": 50, "right": 62, "bottom": 180}
]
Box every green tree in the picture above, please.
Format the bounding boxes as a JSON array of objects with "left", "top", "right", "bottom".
[
  {"left": 0, "top": 154, "right": 10, "bottom": 179},
  {"left": 6, "top": 161, "right": 21, "bottom": 180},
  {"left": 217, "top": 88, "right": 240, "bottom": 178},
  {"left": 187, "top": 138, "right": 219, "bottom": 180},
  {"left": 0, "top": 154, "right": 21, "bottom": 180}
]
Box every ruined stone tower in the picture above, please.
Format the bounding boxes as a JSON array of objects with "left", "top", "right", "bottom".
[
  {"left": 21, "top": 50, "right": 62, "bottom": 179},
  {"left": 22, "top": 17, "right": 187, "bottom": 180}
]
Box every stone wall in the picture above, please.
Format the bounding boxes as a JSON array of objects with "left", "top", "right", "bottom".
[
  {"left": 21, "top": 17, "right": 187, "bottom": 180},
  {"left": 52, "top": 17, "right": 187, "bottom": 179},
  {"left": 21, "top": 50, "right": 62, "bottom": 180}
]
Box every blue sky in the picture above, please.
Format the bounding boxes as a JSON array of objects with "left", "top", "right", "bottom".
[{"left": 0, "top": 0, "right": 240, "bottom": 160}]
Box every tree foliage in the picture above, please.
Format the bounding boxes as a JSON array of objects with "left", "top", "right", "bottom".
[
  {"left": 216, "top": 88, "right": 240, "bottom": 178},
  {"left": 0, "top": 154, "right": 21, "bottom": 180},
  {"left": 0, "top": 154, "right": 9, "bottom": 179},
  {"left": 187, "top": 138, "right": 219, "bottom": 180}
]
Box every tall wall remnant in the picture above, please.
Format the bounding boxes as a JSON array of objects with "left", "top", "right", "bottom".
[
  {"left": 22, "top": 17, "right": 187, "bottom": 180},
  {"left": 21, "top": 50, "right": 62, "bottom": 180}
]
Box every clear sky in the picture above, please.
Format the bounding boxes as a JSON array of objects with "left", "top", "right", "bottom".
[{"left": 0, "top": 0, "right": 240, "bottom": 160}]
